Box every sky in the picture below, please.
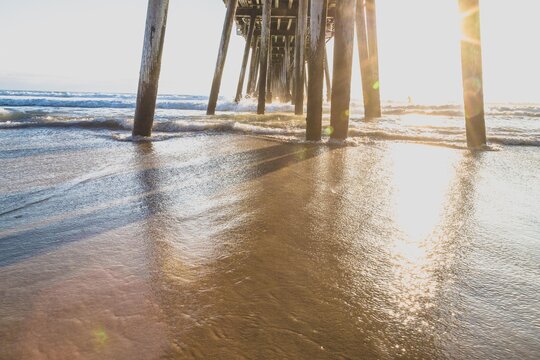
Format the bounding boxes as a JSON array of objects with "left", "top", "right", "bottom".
[{"left": 0, "top": 0, "right": 539, "bottom": 103}]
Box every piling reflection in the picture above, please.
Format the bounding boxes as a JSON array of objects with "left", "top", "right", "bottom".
[
  {"left": 131, "top": 139, "right": 483, "bottom": 358},
  {"left": 3, "top": 133, "right": 537, "bottom": 359},
  {"left": 130, "top": 137, "right": 480, "bottom": 358}
]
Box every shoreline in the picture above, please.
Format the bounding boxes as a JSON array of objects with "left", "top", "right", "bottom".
[{"left": 1, "top": 128, "right": 539, "bottom": 359}]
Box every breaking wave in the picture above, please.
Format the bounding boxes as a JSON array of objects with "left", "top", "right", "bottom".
[
  {"left": 2, "top": 114, "right": 539, "bottom": 148},
  {"left": 1, "top": 91, "right": 540, "bottom": 118},
  {"left": 1, "top": 91, "right": 539, "bottom": 148}
]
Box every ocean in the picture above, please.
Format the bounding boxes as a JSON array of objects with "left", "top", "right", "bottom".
[
  {"left": 1, "top": 90, "right": 539, "bottom": 359},
  {"left": 1, "top": 90, "right": 539, "bottom": 147}
]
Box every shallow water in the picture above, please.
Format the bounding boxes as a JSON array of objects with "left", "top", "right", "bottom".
[
  {"left": 1, "top": 91, "right": 540, "bottom": 148},
  {"left": 1, "top": 127, "right": 539, "bottom": 359}
]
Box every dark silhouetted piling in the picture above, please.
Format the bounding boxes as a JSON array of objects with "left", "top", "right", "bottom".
[
  {"left": 306, "top": 0, "right": 328, "bottom": 141},
  {"left": 257, "top": 0, "right": 272, "bottom": 114},
  {"left": 235, "top": 15, "right": 256, "bottom": 103},
  {"left": 294, "top": 0, "right": 308, "bottom": 115},
  {"left": 459, "top": 0, "right": 487, "bottom": 147},
  {"left": 133, "top": 0, "right": 170, "bottom": 137},
  {"left": 207, "top": 0, "right": 239, "bottom": 115},
  {"left": 330, "top": 0, "right": 356, "bottom": 140},
  {"left": 284, "top": 35, "right": 292, "bottom": 101},
  {"left": 266, "top": 41, "right": 273, "bottom": 103}
]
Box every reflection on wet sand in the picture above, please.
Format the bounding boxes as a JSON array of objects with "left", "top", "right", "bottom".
[
  {"left": 1, "top": 133, "right": 539, "bottom": 359},
  {"left": 134, "top": 139, "right": 482, "bottom": 358}
]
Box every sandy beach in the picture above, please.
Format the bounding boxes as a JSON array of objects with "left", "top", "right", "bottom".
[{"left": 1, "top": 127, "right": 539, "bottom": 359}]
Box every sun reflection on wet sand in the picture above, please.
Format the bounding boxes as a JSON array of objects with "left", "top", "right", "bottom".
[{"left": 386, "top": 146, "right": 460, "bottom": 327}]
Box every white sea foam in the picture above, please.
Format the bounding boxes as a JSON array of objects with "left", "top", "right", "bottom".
[
  {"left": 1, "top": 91, "right": 539, "bottom": 148},
  {"left": 2, "top": 92, "right": 540, "bottom": 118}
]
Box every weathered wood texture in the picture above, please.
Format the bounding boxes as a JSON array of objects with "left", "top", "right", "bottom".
[
  {"left": 330, "top": 0, "right": 356, "bottom": 140},
  {"left": 286, "top": 37, "right": 294, "bottom": 102},
  {"left": 246, "top": 38, "right": 260, "bottom": 96},
  {"left": 284, "top": 36, "right": 292, "bottom": 101},
  {"left": 459, "top": 0, "right": 486, "bottom": 147},
  {"left": 207, "top": 0, "right": 239, "bottom": 115},
  {"left": 133, "top": 0, "right": 170, "bottom": 137},
  {"left": 266, "top": 40, "right": 273, "bottom": 103},
  {"left": 294, "top": 0, "right": 308, "bottom": 115},
  {"left": 356, "top": 0, "right": 381, "bottom": 119},
  {"left": 324, "top": 44, "right": 331, "bottom": 102},
  {"left": 305, "top": 0, "right": 328, "bottom": 141},
  {"left": 366, "top": 0, "right": 381, "bottom": 117},
  {"left": 257, "top": 0, "right": 272, "bottom": 114},
  {"left": 212, "top": 0, "right": 485, "bottom": 145},
  {"left": 235, "top": 16, "right": 256, "bottom": 102}
]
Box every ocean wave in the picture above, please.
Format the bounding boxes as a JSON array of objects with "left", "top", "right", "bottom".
[
  {"left": 3, "top": 114, "right": 538, "bottom": 148},
  {"left": 0, "top": 117, "right": 133, "bottom": 130},
  {"left": 0, "top": 97, "right": 299, "bottom": 113},
  {"left": 1, "top": 91, "right": 538, "bottom": 148},
  {"left": 0, "top": 98, "right": 136, "bottom": 109},
  {"left": 0, "top": 90, "right": 205, "bottom": 101},
  {"left": 0, "top": 107, "right": 35, "bottom": 121},
  {"left": 3, "top": 96, "right": 540, "bottom": 119}
]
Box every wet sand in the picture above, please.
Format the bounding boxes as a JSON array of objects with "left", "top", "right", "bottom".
[{"left": 1, "top": 128, "right": 539, "bottom": 359}]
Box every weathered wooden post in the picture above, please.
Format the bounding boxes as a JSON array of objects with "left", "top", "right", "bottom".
[
  {"left": 247, "top": 37, "right": 260, "bottom": 96},
  {"left": 324, "top": 44, "right": 332, "bottom": 102},
  {"left": 266, "top": 41, "right": 273, "bottom": 103},
  {"left": 366, "top": 0, "right": 381, "bottom": 117},
  {"left": 356, "top": 0, "right": 381, "bottom": 119},
  {"left": 330, "top": 0, "right": 356, "bottom": 140},
  {"left": 459, "top": 0, "right": 487, "bottom": 147},
  {"left": 304, "top": 62, "right": 309, "bottom": 94},
  {"left": 294, "top": 0, "right": 308, "bottom": 115},
  {"left": 253, "top": 42, "right": 262, "bottom": 97},
  {"left": 284, "top": 36, "right": 292, "bottom": 101},
  {"left": 287, "top": 37, "right": 294, "bottom": 102},
  {"left": 133, "top": 0, "right": 170, "bottom": 137},
  {"left": 207, "top": 0, "right": 239, "bottom": 115},
  {"left": 356, "top": 2, "right": 371, "bottom": 118},
  {"left": 257, "top": 0, "right": 272, "bottom": 114},
  {"left": 306, "top": 0, "right": 328, "bottom": 141},
  {"left": 235, "top": 16, "right": 256, "bottom": 103}
]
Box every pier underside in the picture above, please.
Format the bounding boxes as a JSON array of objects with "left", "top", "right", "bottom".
[{"left": 133, "top": 0, "right": 487, "bottom": 147}]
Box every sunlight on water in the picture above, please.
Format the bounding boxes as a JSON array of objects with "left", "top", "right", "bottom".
[
  {"left": 385, "top": 146, "right": 459, "bottom": 327},
  {"left": 1, "top": 117, "right": 539, "bottom": 358}
]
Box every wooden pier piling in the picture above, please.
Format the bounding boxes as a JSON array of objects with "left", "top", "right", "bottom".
[
  {"left": 284, "top": 35, "right": 292, "bottom": 101},
  {"left": 304, "top": 62, "right": 309, "bottom": 94},
  {"left": 266, "top": 42, "right": 273, "bottom": 103},
  {"left": 366, "top": 0, "right": 381, "bottom": 117},
  {"left": 459, "top": 0, "right": 487, "bottom": 147},
  {"left": 202, "top": 0, "right": 486, "bottom": 146},
  {"left": 247, "top": 38, "right": 260, "bottom": 96},
  {"left": 356, "top": 0, "right": 381, "bottom": 119},
  {"left": 207, "top": 0, "right": 239, "bottom": 115},
  {"left": 294, "top": 0, "right": 308, "bottom": 115},
  {"left": 330, "top": 0, "right": 356, "bottom": 140},
  {"left": 235, "top": 15, "right": 256, "bottom": 103},
  {"left": 306, "top": 0, "right": 328, "bottom": 141},
  {"left": 257, "top": 0, "right": 272, "bottom": 114},
  {"left": 133, "top": 0, "right": 169, "bottom": 137},
  {"left": 324, "top": 45, "right": 332, "bottom": 102}
]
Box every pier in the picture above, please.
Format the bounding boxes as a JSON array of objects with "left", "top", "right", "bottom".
[{"left": 132, "top": 0, "right": 487, "bottom": 148}]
